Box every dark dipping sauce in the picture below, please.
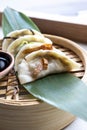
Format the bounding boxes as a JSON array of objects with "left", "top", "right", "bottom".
[{"left": 0, "top": 52, "right": 12, "bottom": 72}]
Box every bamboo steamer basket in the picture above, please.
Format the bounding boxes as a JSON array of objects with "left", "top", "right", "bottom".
[{"left": 0, "top": 34, "right": 87, "bottom": 130}]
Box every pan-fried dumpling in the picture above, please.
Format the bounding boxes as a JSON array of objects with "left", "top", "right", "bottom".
[
  {"left": 7, "top": 35, "right": 52, "bottom": 56},
  {"left": 15, "top": 42, "right": 53, "bottom": 71},
  {"left": 18, "top": 49, "right": 80, "bottom": 84},
  {"left": 2, "top": 29, "right": 43, "bottom": 51}
]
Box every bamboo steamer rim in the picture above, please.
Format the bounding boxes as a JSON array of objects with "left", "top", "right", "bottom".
[
  {"left": 45, "top": 34, "right": 87, "bottom": 82},
  {"left": 0, "top": 34, "right": 87, "bottom": 106}
]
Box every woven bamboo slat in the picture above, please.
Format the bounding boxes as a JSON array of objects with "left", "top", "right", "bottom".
[{"left": 0, "top": 34, "right": 87, "bottom": 130}]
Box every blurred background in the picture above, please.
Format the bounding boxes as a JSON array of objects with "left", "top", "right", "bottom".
[
  {"left": 0, "top": 0, "right": 87, "bottom": 24},
  {"left": 0, "top": 0, "right": 87, "bottom": 16}
]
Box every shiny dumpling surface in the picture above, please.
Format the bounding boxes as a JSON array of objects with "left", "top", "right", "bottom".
[
  {"left": 18, "top": 49, "right": 80, "bottom": 84},
  {"left": 2, "top": 29, "right": 43, "bottom": 51}
]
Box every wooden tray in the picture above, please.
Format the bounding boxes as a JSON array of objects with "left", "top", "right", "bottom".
[
  {"left": 1, "top": 11, "right": 87, "bottom": 43},
  {"left": 0, "top": 34, "right": 87, "bottom": 130}
]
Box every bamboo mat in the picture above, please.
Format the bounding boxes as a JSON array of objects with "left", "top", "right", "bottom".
[
  {"left": 0, "top": 42, "right": 84, "bottom": 102},
  {"left": 0, "top": 35, "right": 86, "bottom": 130}
]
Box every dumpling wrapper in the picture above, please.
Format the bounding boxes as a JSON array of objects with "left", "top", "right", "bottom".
[
  {"left": 2, "top": 29, "right": 43, "bottom": 51},
  {"left": 7, "top": 35, "right": 52, "bottom": 56},
  {"left": 15, "top": 42, "right": 53, "bottom": 71},
  {"left": 18, "top": 49, "right": 80, "bottom": 84}
]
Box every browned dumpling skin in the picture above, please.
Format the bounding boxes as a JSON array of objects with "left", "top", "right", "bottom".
[
  {"left": 2, "top": 29, "right": 80, "bottom": 85},
  {"left": 15, "top": 42, "right": 53, "bottom": 71},
  {"left": 7, "top": 35, "right": 52, "bottom": 56},
  {"left": 2, "top": 29, "right": 44, "bottom": 51},
  {"left": 18, "top": 49, "right": 80, "bottom": 84}
]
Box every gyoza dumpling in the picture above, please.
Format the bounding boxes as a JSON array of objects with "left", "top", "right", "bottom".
[
  {"left": 7, "top": 35, "right": 52, "bottom": 56},
  {"left": 2, "top": 29, "right": 43, "bottom": 51},
  {"left": 15, "top": 42, "right": 53, "bottom": 71},
  {"left": 18, "top": 49, "right": 80, "bottom": 84}
]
